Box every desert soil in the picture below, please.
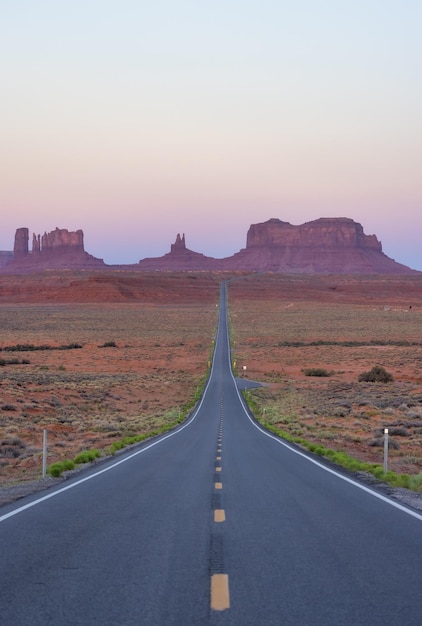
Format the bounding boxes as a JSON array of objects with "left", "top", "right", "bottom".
[
  {"left": 228, "top": 273, "right": 422, "bottom": 479},
  {"left": 1, "top": 271, "right": 422, "bottom": 508}
]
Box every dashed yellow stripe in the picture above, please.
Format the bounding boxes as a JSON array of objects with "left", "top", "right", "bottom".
[
  {"left": 211, "top": 574, "right": 230, "bottom": 611},
  {"left": 215, "top": 482, "right": 223, "bottom": 489},
  {"left": 214, "top": 509, "right": 226, "bottom": 522}
]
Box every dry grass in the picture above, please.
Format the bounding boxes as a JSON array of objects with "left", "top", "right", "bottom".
[
  {"left": 229, "top": 292, "right": 422, "bottom": 478},
  {"left": 0, "top": 303, "right": 217, "bottom": 485},
  {"left": 2, "top": 271, "right": 422, "bottom": 490}
]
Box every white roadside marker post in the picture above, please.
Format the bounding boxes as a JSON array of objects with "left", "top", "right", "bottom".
[
  {"left": 42, "top": 429, "right": 47, "bottom": 479},
  {"left": 384, "top": 428, "right": 389, "bottom": 474}
]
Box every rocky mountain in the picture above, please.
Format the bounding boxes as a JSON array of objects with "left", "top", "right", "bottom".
[
  {"left": 1, "top": 218, "right": 417, "bottom": 274},
  {"left": 6, "top": 227, "right": 105, "bottom": 272},
  {"left": 138, "top": 233, "right": 220, "bottom": 271},
  {"left": 139, "top": 218, "right": 416, "bottom": 274}
]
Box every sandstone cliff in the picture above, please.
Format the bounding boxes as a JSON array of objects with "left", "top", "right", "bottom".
[
  {"left": 1, "top": 218, "right": 417, "bottom": 274},
  {"left": 7, "top": 227, "right": 105, "bottom": 272},
  {"left": 138, "top": 218, "right": 414, "bottom": 274},
  {"left": 246, "top": 218, "right": 381, "bottom": 250},
  {"left": 222, "top": 217, "right": 412, "bottom": 274},
  {"left": 139, "top": 233, "right": 220, "bottom": 271}
]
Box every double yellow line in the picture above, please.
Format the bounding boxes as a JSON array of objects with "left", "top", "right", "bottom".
[{"left": 211, "top": 431, "right": 230, "bottom": 611}]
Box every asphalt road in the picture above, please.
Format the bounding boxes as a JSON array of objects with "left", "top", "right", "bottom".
[{"left": 1, "top": 284, "right": 422, "bottom": 625}]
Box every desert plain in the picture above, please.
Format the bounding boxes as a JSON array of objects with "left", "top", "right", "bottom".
[{"left": 1, "top": 270, "right": 422, "bottom": 500}]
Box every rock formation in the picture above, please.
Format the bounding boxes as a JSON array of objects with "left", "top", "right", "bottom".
[
  {"left": 6, "top": 227, "right": 105, "bottom": 272},
  {"left": 246, "top": 218, "right": 381, "bottom": 250},
  {"left": 221, "top": 217, "right": 412, "bottom": 273},
  {"left": 1, "top": 217, "right": 418, "bottom": 274},
  {"left": 13, "top": 227, "right": 29, "bottom": 259},
  {"left": 139, "top": 233, "right": 219, "bottom": 271},
  {"left": 139, "top": 218, "right": 416, "bottom": 274}
]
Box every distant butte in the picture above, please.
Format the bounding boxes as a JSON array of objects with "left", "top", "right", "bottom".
[
  {"left": 138, "top": 233, "right": 219, "bottom": 271},
  {"left": 138, "top": 218, "right": 416, "bottom": 274},
  {"left": 6, "top": 227, "right": 105, "bottom": 272},
  {"left": 0, "top": 218, "right": 418, "bottom": 274}
]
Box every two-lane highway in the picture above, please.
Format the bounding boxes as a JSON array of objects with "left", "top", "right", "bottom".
[{"left": 1, "top": 283, "right": 422, "bottom": 625}]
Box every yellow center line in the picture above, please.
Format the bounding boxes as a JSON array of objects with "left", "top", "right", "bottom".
[
  {"left": 211, "top": 574, "right": 230, "bottom": 611},
  {"left": 215, "top": 482, "right": 223, "bottom": 489},
  {"left": 216, "top": 456, "right": 221, "bottom": 460},
  {"left": 215, "top": 466, "right": 221, "bottom": 471},
  {"left": 214, "top": 509, "right": 226, "bottom": 522}
]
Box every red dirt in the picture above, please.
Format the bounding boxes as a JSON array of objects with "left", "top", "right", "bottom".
[{"left": 1, "top": 270, "right": 422, "bottom": 495}]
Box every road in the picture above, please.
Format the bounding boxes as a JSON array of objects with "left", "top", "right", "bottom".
[{"left": 1, "top": 283, "right": 422, "bottom": 625}]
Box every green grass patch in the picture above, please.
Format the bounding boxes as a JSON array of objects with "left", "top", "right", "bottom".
[
  {"left": 47, "top": 459, "right": 75, "bottom": 477},
  {"left": 74, "top": 450, "right": 101, "bottom": 464}
]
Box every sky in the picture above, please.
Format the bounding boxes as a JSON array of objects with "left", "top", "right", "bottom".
[{"left": 1, "top": 1, "right": 421, "bottom": 268}]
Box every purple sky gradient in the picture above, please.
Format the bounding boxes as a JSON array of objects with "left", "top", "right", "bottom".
[{"left": 1, "top": 1, "right": 421, "bottom": 269}]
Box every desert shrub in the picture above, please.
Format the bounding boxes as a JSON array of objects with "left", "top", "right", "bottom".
[
  {"left": 0, "top": 436, "right": 26, "bottom": 458},
  {"left": 2, "top": 343, "right": 81, "bottom": 352},
  {"left": 368, "top": 437, "right": 400, "bottom": 450},
  {"left": 99, "top": 341, "right": 117, "bottom": 348},
  {"left": 409, "top": 473, "right": 422, "bottom": 492},
  {"left": 47, "top": 459, "right": 75, "bottom": 477},
  {"left": 48, "top": 463, "right": 63, "bottom": 477},
  {"left": 110, "top": 441, "right": 125, "bottom": 453},
  {"left": 4, "top": 436, "right": 25, "bottom": 447},
  {"left": 358, "top": 365, "right": 394, "bottom": 383},
  {"left": 277, "top": 339, "right": 421, "bottom": 348},
  {"left": 62, "top": 459, "right": 76, "bottom": 471},
  {"left": 303, "top": 368, "right": 332, "bottom": 377},
  {"left": 0, "top": 357, "right": 30, "bottom": 366},
  {"left": 74, "top": 449, "right": 100, "bottom": 464},
  {"left": 1, "top": 404, "right": 17, "bottom": 411},
  {"left": 388, "top": 427, "right": 410, "bottom": 437}
]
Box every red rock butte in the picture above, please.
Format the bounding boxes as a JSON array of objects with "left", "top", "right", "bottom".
[
  {"left": 5, "top": 227, "right": 105, "bottom": 271},
  {"left": 0, "top": 218, "right": 418, "bottom": 274},
  {"left": 139, "top": 218, "right": 416, "bottom": 274}
]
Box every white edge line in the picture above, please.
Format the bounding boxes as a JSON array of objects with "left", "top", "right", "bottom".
[
  {"left": 224, "top": 287, "right": 422, "bottom": 524},
  {"left": 0, "top": 304, "right": 225, "bottom": 524}
]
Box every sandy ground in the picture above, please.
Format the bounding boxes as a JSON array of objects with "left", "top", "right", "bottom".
[
  {"left": 1, "top": 270, "right": 422, "bottom": 507},
  {"left": 228, "top": 274, "right": 422, "bottom": 479}
]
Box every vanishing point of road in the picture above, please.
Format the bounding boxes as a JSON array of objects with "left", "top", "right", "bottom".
[{"left": 1, "top": 283, "right": 422, "bottom": 625}]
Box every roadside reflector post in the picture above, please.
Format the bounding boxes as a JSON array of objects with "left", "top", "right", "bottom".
[
  {"left": 384, "top": 428, "right": 389, "bottom": 474},
  {"left": 42, "top": 429, "right": 47, "bottom": 479}
]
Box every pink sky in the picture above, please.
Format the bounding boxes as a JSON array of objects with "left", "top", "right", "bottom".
[{"left": 1, "top": 1, "right": 421, "bottom": 269}]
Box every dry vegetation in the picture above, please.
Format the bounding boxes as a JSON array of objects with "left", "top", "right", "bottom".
[
  {"left": 2, "top": 270, "right": 422, "bottom": 498},
  {"left": 0, "top": 302, "right": 217, "bottom": 486},
  {"left": 228, "top": 274, "right": 422, "bottom": 482}
]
